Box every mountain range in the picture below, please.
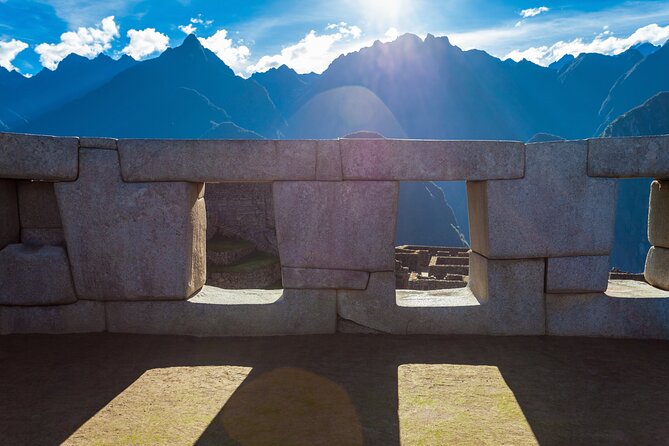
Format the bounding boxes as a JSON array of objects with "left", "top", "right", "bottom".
[{"left": 2, "top": 33, "right": 668, "bottom": 271}]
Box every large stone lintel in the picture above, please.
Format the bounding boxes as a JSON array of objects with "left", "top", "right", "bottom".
[
  {"left": 469, "top": 141, "right": 617, "bottom": 259},
  {"left": 0, "top": 132, "right": 78, "bottom": 181},
  {"left": 106, "top": 287, "right": 337, "bottom": 336},
  {"left": 274, "top": 181, "right": 398, "bottom": 271},
  {"left": 282, "top": 267, "right": 369, "bottom": 290},
  {"left": 546, "top": 280, "right": 669, "bottom": 339},
  {"left": 588, "top": 136, "right": 669, "bottom": 178},
  {"left": 546, "top": 256, "right": 610, "bottom": 293},
  {"left": 118, "top": 139, "right": 334, "bottom": 182},
  {"left": 0, "top": 300, "right": 105, "bottom": 335},
  {"left": 649, "top": 180, "right": 669, "bottom": 249},
  {"left": 340, "top": 139, "right": 525, "bottom": 181}
]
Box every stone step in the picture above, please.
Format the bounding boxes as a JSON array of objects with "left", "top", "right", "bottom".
[
  {"left": 206, "top": 237, "right": 256, "bottom": 267},
  {"left": 207, "top": 252, "right": 281, "bottom": 289},
  {"left": 431, "top": 256, "right": 469, "bottom": 266}
]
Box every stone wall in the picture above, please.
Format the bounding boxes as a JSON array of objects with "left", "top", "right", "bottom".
[{"left": 1, "top": 133, "right": 668, "bottom": 339}]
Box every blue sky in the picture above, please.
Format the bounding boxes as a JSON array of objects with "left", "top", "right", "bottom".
[{"left": 1, "top": 0, "right": 669, "bottom": 76}]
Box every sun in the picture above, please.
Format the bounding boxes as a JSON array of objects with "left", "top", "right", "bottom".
[{"left": 359, "top": 0, "right": 408, "bottom": 25}]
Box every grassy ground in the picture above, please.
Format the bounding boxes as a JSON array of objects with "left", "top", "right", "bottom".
[
  {"left": 208, "top": 252, "right": 279, "bottom": 274},
  {"left": 1, "top": 334, "right": 668, "bottom": 445}
]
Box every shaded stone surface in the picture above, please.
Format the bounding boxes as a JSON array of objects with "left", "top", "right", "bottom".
[
  {"left": 340, "top": 139, "right": 525, "bottom": 181},
  {"left": 0, "top": 300, "right": 104, "bottom": 335},
  {"left": 469, "top": 252, "right": 545, "bottom": 335},
  {"left": 588, "top": 136, "right": 669, "bottom": 178},
  {"left": 106, "top": 287, "right": 337, "bottom": 336},
  {"left": 282, "top": 267, "right": 369, "bottom": 290},
  {"left": 118, "top": 139, "right": 320, "bottom": 182},
  {"left": 547, "top": 280, "right": 669, "bottom": 339},
  {"left": 274, "top": 181, "right": 398, "bottom": 271},
  {"left": 55, "top": 149, "right": 206, "bottom": 300},
  {"left": 468, "top": 141, "right": 617, "bottom": 259},
  {"left": 17, "top": 181, "right": 62, "bottom": 228},
  {"left": 648, "top": 180, "right": 669, "bottom": 249},
  {"left": 0, "top": 133, "right": 78, "bottom": 180},
  {"left": 0, "top": 179, "right": 19, "bottom": 250},
  {"left": 20, "top": 228, "right": 65, "bottom": 246},
  {"left": 0, "top": 244, "right": 76, "bottom": 305},
  {"left": 645, "top": 246, "right": 669, "bottom": 291},
  {"left": 546, "top": 256, "right": 610, "bottom": 293}
]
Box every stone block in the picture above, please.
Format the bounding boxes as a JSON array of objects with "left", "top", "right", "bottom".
[
  {"left": 79, "top": 137, "right": 118, "bottom": 150},
  {"left": 337, "top": 272, "right": 489, "bottom": 335},
  {"left": 648, "top": 180, "right": 669, "bottom": 249},
  {"left": 546, "top": 256, "right": 610, "bottom": 293},
  {"left": 588, "top": 136, "right": 669, "bottom": 178},
  {"left": 282, "top": 267, "right": 369, "bottom": 290},
  {"left": 546, "top": 280, "right": 669, "bottom": 339},
  {"left": 21, "top": 228, "right": 65, "bottom": 246},
  {"left": 273, "top": 181, "right": 398, "bottom": 271},
  {"left": 340, "top": 139, "right": 524, "bottom": 181},
  {"left": 0, "top": 179, "right": 19, "bottom": 249},
  {"left": 469, "top": 252, "right": 545, "bottom": 335},
  {"left": 17, "top": 181, "right": 62, "bottom": 228},
  {"left": 0, "top": 132, "right": 78, "bottom": 180},
  {"left": 105, "top": 287, "right": 337, "bottom": 336},
  {"left": 118, "top": 139, "right": 319, "bottom": 182},
  {"left": 468, "top": 141, "right": 617, "bottom": 259},
  {"left": 0, "top": 300, "right": 105, "bottom": 335},
  {"left": 0, "top": 244, "right": 76, "bottom": 305},
  {"left": 55, "top": 149, "right": 206, "bottom": 300},
  {"left": 645, "top": 246, "right": 669, "bottom": 291},
  {"left": 316, "top": 140, "right": 343, "bottom": 180}
]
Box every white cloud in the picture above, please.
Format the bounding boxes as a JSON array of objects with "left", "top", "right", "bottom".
[
  {"left": 179, "top": 23, "right": 197, "bottom": 35},
  {"left": 0, "top": 39, "right": 28, "bottom": 71},
  {"left": 247, "top": 23, "right": 363, "bottom": 75},
  {"left": 505, "top": 23, "right": 669, "bottom": 66},
  {"left": 122, "top": 28, "right": 169, "bottom": 60},
  {"left": 198, "top": 30, "right": 251, "bottom": 75},
  {"left": 385, "top": 27, "right": 400, "bottom": 41},
  {"left": 520, "top": 6, "right": 549, "bottom": 18},
  {"left": 190, "top": 15, "right": 213, "bottom": 26},
  {"left": 34, "top": 15, "right": 119, "bottom": 70}
]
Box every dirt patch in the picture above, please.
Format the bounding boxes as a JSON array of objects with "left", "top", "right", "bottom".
[{"left": 1, "top": 334, "right": 668, "bottom": 445}]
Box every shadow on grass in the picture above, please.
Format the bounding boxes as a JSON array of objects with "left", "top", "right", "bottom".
[{"left": 1, "top": 334, "right": 669, "bottom": 445}]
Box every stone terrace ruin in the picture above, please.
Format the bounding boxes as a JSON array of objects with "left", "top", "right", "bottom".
[{"left": 1, "top": 133, "right": 668, "bottom": 338}]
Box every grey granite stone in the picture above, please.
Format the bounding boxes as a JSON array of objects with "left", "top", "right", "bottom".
[
  {"left": 588, "top": 136, "right": 669, "bottom": 178},
  {"left": 469, "top": 140, "right": 617, "bottom": 259},
  {"left": 0, "top": 179, "right": 19, "bottom": 249},
  {"left": 0, "top": 132, "right": 78, "bottom": 180},
  {"left": 469, "top": 252, "right": 545, "bottom": 335},
  {"left": 0, "top": 300, "right": 105, "bottom": 335},
  {"left": 546, "top": 256, "right": 610, "bottom": 293},
  {"left": 118, "top": 139, "right": 319, "bottom": 182},
  {"left": 20, "top": 228, "right": 65, "bottom": 246},
  {"left": 79, "top": 137, "right": 118, "bottom": 150},
  {"left": 17, "top": 181, "right": 62, "bottom": 228},
  {"left": 340, "top": 139, "right": 525, "bottom": 180},
  {"left": 105, "top": 287, "right": 337, "bottom": 336},
  {"left": 282, "top": 267, "right": 369, "bottom": 290},
  {"left": 546, "top": 280, "right": 669, "bottom": 339},
  {"left": 0, "top": 244, "right": 76, "bottom": 305},
  {"left": 316, "top": 140, "right": 343, "bottom": 180},
  {"left": 649, "top": 180, "right": 669, "bottom": 249},
  {"left": 645, "top": 246, "right": 669, "bottom": 291},
  {"left": 55, "top": 149, "right": 206, "bottom": 300},
  {"left": 273, "top": 181, "right": 398, "bottom": 271}
]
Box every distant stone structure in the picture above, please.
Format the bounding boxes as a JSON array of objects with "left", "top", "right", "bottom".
[
  {"left": 395, "top": 246, "right": 469, "bottom": 290},
  {"left": 1, "top": 133, "right": 668, "bottom": 338}
]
